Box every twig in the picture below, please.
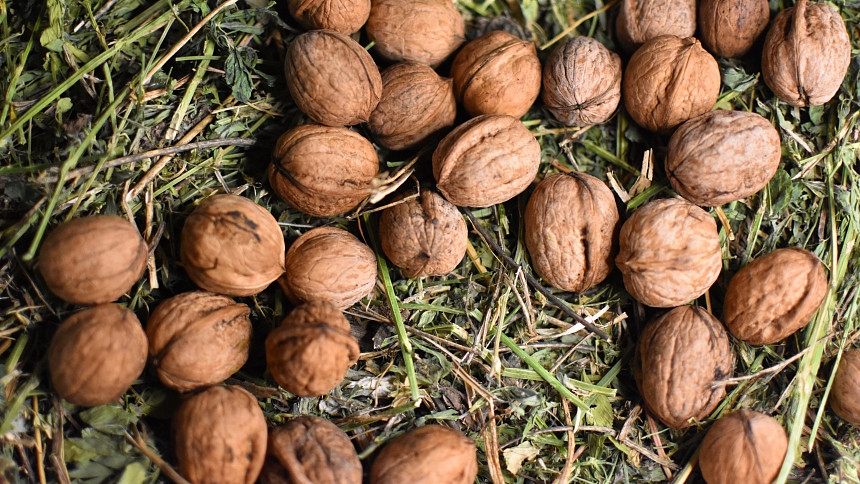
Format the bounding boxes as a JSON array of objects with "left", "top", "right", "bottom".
[
  {"left": 74, "top": 0, "right": 121, "bottom": 33},
  {"left": 552, "top": 399, "right": 577, "bottom": 484},
  {"left": 126, "top": 425, "right": 192, "bottom": 484}
]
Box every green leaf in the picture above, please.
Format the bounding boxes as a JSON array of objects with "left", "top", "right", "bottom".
[
  {"left": 80, "top": 405, "right": 138, "bottom": 436},
  {"left": 585, "top": 395, "right": 613, "bottom": 427},
  {"left": 56, "top": 97, "right": 73, "bottom": 115},
  {"left": 224, "top": 46, "right": 255, "bottom": 103},
  {"left": 117, "top": 462, "right": 148, "bottom": 484}
]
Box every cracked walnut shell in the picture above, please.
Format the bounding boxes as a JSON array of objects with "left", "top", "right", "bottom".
[
  {"left": 365, "top": 0, "right": 465, "bottom": 66},
  {"left": 831, "top": 349, "right": 860, "bottom": 426},
  {"left": 287, "top": 0, "right": 370, "bottom": 34},
  {"left": 370, "top": 425, "right": 478, "bottom": 484},
  {"left": 616, "top": 0, "right": 696, "bottom": 52},
  {"left": 698, "top": 410, "right": 788, "bottom": 484},
  {"left": 699, "top": 0, "right": 769, "bottom": 58}
]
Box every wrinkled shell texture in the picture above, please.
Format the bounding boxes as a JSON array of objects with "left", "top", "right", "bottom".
[
  {"left": 723, "top": 247, "right": 827, "bottom": 345},
  {"left": 616, "top": 198, "right": 722, "bottom": 307},
  {"left": 762, "top": 0, "right": 850, "bottom": 107},
  {"left": 365, "top": 0, "right": 465, "bottom": 66},
  {"left": 370, "top": 425, "right": 478, "bottom": 484},
  {"left": 542, "top": 36, "right": 622, "bottom": 126},
  {"left": 368, "top": 62, "right": 457, "bottom": 151},
  {"left": 174, "top": 385, "right": 267, "bottom": 484},
  {"left": 666, "top": 110, "right": 781, "bottom": 206},
  {"left": 623, "top": 36, "right": 720, "bottom": 133},
  {"left": 48, "top": 304, "right": 147, "bottom": 407},
  {"left": 616, "top": 0, "right": 696, "bottom": 52},
  {"left": 146, "top": 291, "right": 251, "bottom": 392},
  {"left": 287, "top": 0, "right": 370, "bottom": 34},
  {"left": 379, "top": 191, "right": 467, "bottom": 278},
  {"left": 270, "top": 124, "right": 379, "bottom": 217},
  {"left": 699, "top": 0, "right": 769, "bottom": 57},
  {"left": 265, "top": 301, "right": 360, "bottom": 397},
  {"left": 634, "top": 306, "right": 734, "bottom": 429},
  {"left": 432, "top": 114, "right": 541, "bottom": 207},
  {"left": 525, "top": 173, "right": 619, "bottom": 293},
  {"left": 280, "top": 227, "right": 377, "bottom": 309},
  {"left": 285, "top": 30, "right": 382, "bottom": 126},
  {"left": 831, "top": 350, "right": 860, "bottom": 425},
  {"left": 180, "top": 194, "right": 285, "bottom": 296},
  {"left": 262, "top": 416, "right": 361, "bottom": 484},
  {"left": 698, "top": 410, "right": 788, "bottom": 484},
  {"left": 39, "top": 215, "right": 147, "bottom": 305},
  {"left": 451, "top": 30, "right": 542, "bottom": 118}
]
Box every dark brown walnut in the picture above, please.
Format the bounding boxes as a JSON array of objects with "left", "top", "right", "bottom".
[
  {"left": 699, "top": 0, "right": 769, "bottom": 58},
  {"left": 616, "top": 0, "right": 696, "bottom": 52},
  {"left": 180, "top": 194, "right": 285, "bottom": 296},
  {"left": 39, "top": 215, "right": 147, "bottom": 305},
  {"left": 762, "top": 0, "right": 850, "bottom": 107},
  {"left": 622, "top": 36, "right": 720, "bottom": 133},
  {"left": 285, "top": 30, "right": 382, "bottom": 126},
  {"left": 616, "top": 198, "right": 722, "bottom": 307},
  {"left": 370, "top": 425, "right": 478, "bottom": 484},
  {"left": 174, "top": 385, "right": 267, "bottom": 484},
  {"left": 367, "top": 62, "right": 457, "bottom": 151},
  {"left": 279, "top": 227, "right": 377, "bottom": 309},
  {"left": 525, "top": 173, "right": 620, "bottom": 293},
  {"left": 666, "top": 110, "right": 781, "bottom": 206},
  {"left": 432, "top": 114, "right": 540, "bottom": 207},
  {"left": 287, "top": 0, "right": 370, "bottom": 34},
  {"left": 48, "top": 304, "right": 147, "bottom": 407},
  {"left": 379, "top": 190, "right": 467, "bottom": 278},
  {"left": 265, "top": 301, "right": 360, "bottom": 397},
  {"left": 270, "top": 125, "right": 378, "bottom": 217},
  {"left": 146, "top": 291, "right": 251, "bottom": 392},
  {"left": 365, "top": 0, "right": 465, "bottom": 66},
  {"left": 831, "top": 349, "right": 860, "bottom": 425},
  {"left": 723, "top": 247, "right": 827, "bottom": 345},
  {"left": 634, "top": 306, "right": 734, "bottom": 429},
  {"left": 698, "top": 410, "right": 788, "bottom": 484}
]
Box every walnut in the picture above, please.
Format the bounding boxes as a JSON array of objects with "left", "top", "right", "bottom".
[
  {"left": 699, "top": 0, "right": 769, "bottom": 58},
  {"left": 365, "top": 0, "right": 465, "bottom": 66},
  {"left": 285, "top": 30, "right": 382, "bottom": 126},
  {"left": 180, "top": 194, "right": 285, "bottom": 296},
  {"left": 666, "top": 110, "right": 781, "bottom": 206},
  {"left": 615, "top": 198, "right": 722, "bottom": 308},
  {"left": 615, "top": 0, "right": 696, "bottom": 52},
  {"left": 634, "top": 305, "right": 734, "bottom": 429},
  {"left": 287, "top": 0, "right": 370, "bottom": 34},
  {"left": 524, "top": 172, "right": 619, "bottom": 293},
  {"left": 723, "top": 247, "right": 827, "bottom": 345},
  {"left": 367, "top": 62, "right": 457, "bottom": 151},
  {"left": 698, "top": 410, "right": 788, "bottom": 484},
  {"left": 831, "top": 349, "right": 860, "bottom": 426},
  {"left": 146, "top": 291, "right": 252, "bottom": 392},
  {"left": 270, "top": 125, "right": 378, "bottom": 217},
  {"left": 432, "top": 114, "right": 541, "bottom": 207},
  {"left": 265, "top": 301, "right": 360, "bottom": 397},
  {"left": 622, "top": 36, "right": 720, "bottom": 133},
  {"left": 48, "top": 304, "right": 147, "bottom": 407},
  {"left": 39, "top": 215, "right": 147, "bottom": 305},
  {"left": 370, "top": 426, "right": 478, "bottom": 484}
]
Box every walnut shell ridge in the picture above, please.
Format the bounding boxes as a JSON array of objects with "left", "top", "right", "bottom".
[
  {"left": 366, "top": 0, "right": 465, "bottom": 66},
  {"left": 370, "top": 425, "right": 478, "bottom": 484},
  {"left": 615, "top": 0, "right": 696, "bottom": 52},
  {"left": 831, "top": 349, "right": 860, "bottom": 426},
  {"left": 698, "top": 410, "right": 788, "bottom": 484},
  {"left": 699, "top": 0, "right": 769, "bottom": 58},
  {"left": 287, "top": 0, "right": 370, "bottom": 34}
]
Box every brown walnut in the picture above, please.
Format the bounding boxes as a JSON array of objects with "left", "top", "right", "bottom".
[
  {"left": 699, "top": 0, "right": 769, "bottom": 58},
  {"left": 698, "top": 410, "right": 788, "bottom": 484},
  {"left": 831, "top": 349, "right": 860, "bottom": 426},
  {"left": 366, "top": 0, "right": 465, "bottom": 66},
  {"left": 615, "top": 0, "right": 696, "bottom": 52},
  {"left": 287, "top": 0, "right": 370, "bottom": 34},
  {"left": 370, "top": 425, "right": 478, "bottom": 484}
]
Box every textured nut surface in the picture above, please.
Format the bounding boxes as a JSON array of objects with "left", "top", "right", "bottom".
[
  {"left": 698, "top": 410, "right": 788, "bottom": 484},
  {"left": 432, "top": 114, "right": 541, "bottom": 207},
  {"left": 48, "top": 304, "right": 147, "bottom": 407},
  {"left": 724, "top": 247, "right": 827, "bottom": 345},
  {"left": 180, "top": 194, "right": 285, "bottom": 296},
  {"left": 699, "top": 0, "right": 769, "bottom": 57},
  {"left": 622, "top": 36, "right": 720, "bottom": 133},
  {"left": 270, "top": 125, "right": 378, "bottom": 217},
  {"left": 525, "top": 172, "right": 619, "bottom": 293},
  {"left": 370, "top": 425, "right": 478, "bottom": 484},
  {"left": 634, "top": 306, "right": 734, "bottom": 429},
  {"left": 615, "top": 0, "right": 696, "bottom": 52},
  {"left": 616, "top": 198, "right": 721, "bottom": 307},
  {"left": 39, "top": 215, "right": 147, "bottom": 305},
  {"left": 285, "top": 30, "right": 382, "bottom": 126},
  {"left": 666, "top": 110, "right": 781, "bottom": 206},
  {"left": 831, "top": 349, "right": 860, "bottom": 426},
  {"left": 146, "top": 291, "right": 251, "bottom": 392},
  {"left": 287, "top": 0, "right": 370, "bottom": 34},
  {"left": 366, "top": 0, "right": 465, "bottom": 66},
  {"left": 762, "top": 0, "right": 850, "bottom": 107}
]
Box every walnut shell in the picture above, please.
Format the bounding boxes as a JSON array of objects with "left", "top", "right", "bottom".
[
  {"left": 365, "top": 0, "right": 465, "bottom": 66},
  {"left": 622, "top": 36, "right": 720, "bottom": 133},
  {"left": 146, "top": 291, "right": 252, "bottom": 392},
  {"left": 48, "top": 304, "right": 147, "bottom": 407},
  {"left": 285, "top": 30, "right": 382, "bottom": 126},
  {"left": 270, "top": 125, "right": 379, "bottom": 217},
  {"left": 762, "top": 0, "right": 850, "bottom": 107},
  {"left": 634, "top": 306, "right": 734, "bottom": 429},
  {"left": 39, "top": 215, "right": 147, "bottom": 305},
  {"left": 379, "top": 190, "right": 467, "bottom": 278},
  {"left": 450, "top": 30, "right": 542, "bottom": 118},
  {"left": 174, "top": 385, "right": 267, "bottom": 484},
  {"left": 616, "top": 198, "right": 722, "bottom": 307},
  {"left": 699, "top": 0, "right": 769, "bottom": 58},
  {"left": 524, "top": 172, "right": 620, "bottom": 293},
  {"left": 287, "top": 0, "right": 370, "bottom": 34},
  {"left": 367, "top": 62, "right": 457, "bottom": 151},
  {"left": 616, "top": 0, "right": 696, "bottom": 52},
  {"left": 370, "top": 426, "right": 478, "bottom": 484},
  {"left": 831, "top": 349, "right": 860, "bottom": 426},
  {"left": 698, "top": 410, "right": 788, "bottom": 484},
  {"left": 666, "top": 110, "right": 781, "bottom": 206},
  {"left": 432, "top": 114, "right": 541, "bottom": 207},
  {"left": 265, "top": 301, "right": 360, "bottom": 397},
  {"left": 723, "top": 247, "right": 827, "bottom": 345},
  {"left": 180, "top": 194, "right": 285, "bottom": 296}
]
